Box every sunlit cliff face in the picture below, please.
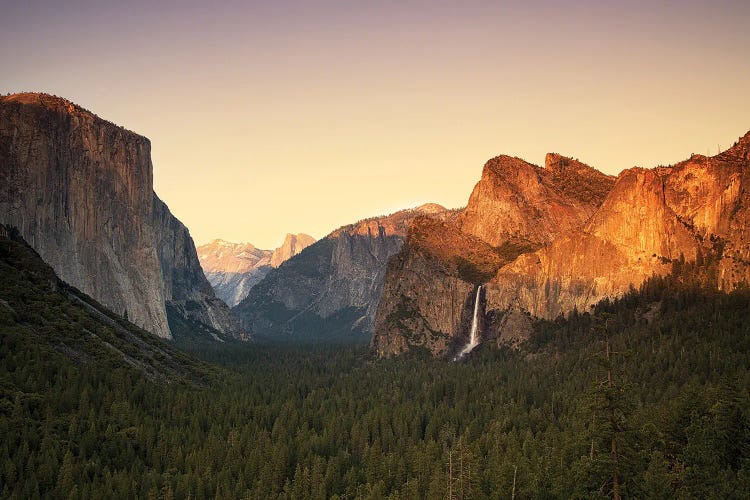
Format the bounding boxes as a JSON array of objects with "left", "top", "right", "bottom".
[
  {"left": 3, "top": 1, "right": 749, "bottom": 249},
  {"left": 374, "top": 131, "right": 750, "bottom": 357}
]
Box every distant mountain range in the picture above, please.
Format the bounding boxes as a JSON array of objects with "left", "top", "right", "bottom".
[
  {"left": 232, "top": 203, "right": 454, "bottom": 341},
  {"left": 2, "top": 92, "right": 749, "bottom": 357},
  {"left": 197, "top": 233, "right": 315, "bottom": 307}
]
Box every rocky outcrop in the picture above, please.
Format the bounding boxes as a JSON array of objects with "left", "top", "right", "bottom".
[
  {"left": 374, "top": 131, "right": 750, "bottom": 358},
  {"left": 197, "top": 234, "right": 315, "bottom": 307},
  {"left": 372, "top": 216, "right": 511, "bottom": 357},
  {"left": 458, "top": 154, "right": 614, "bottom": 246},
  {"left": 0, "top": 93, "right": 242, "bottom": 340},
  {"left": 493, "top": 307, "right": 533, "bottom": 349},
  {"left": 487, "top": 136, "right": 750, "bottom": 318},
  {"left": 234, "top": 204, "right": 452, "bottom": 341},
  {"left": 374, "top": 154, "right": 613, "bottom": 357}
]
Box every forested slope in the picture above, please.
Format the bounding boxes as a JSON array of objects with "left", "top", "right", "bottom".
[{"left": 1, "top": 237, "right": 749, "bottom": 498}]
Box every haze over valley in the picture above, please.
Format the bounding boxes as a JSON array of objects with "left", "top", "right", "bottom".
[{"left": 2, "top": 1, "right": 750, "bottom": 498}]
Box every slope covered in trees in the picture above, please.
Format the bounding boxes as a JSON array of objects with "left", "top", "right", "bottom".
[
  {"left": 0, "top": 225, "right": 217, "bottom": 386},
  {"left": 1, "top": 241, "right": 749, "bottom": 497}
]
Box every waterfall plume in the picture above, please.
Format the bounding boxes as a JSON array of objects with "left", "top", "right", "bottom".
[{"left": 454, "top": 285, "right": 482, "bottom": 360}]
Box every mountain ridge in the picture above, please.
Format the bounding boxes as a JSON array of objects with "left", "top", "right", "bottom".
[
  {"left": 198, "top": 233, "right": 315, "bottom": 306},
  {"left": 457, "top": 154, "right": 614, "bottom": 247},
  {"left": 233, "top": 204, "right": 451, "bottom": 340},
  {"left": 374, "top": 131, "right": 750, "bottom": 357}
]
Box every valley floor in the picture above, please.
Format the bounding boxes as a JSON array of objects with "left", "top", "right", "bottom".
[{"left": 2, "top": 269, "right": 750, "bottom": 498}]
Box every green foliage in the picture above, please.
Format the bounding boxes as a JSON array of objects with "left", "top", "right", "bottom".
[{"left": 2, "top": 229, "right": 750, "bottom": 498}]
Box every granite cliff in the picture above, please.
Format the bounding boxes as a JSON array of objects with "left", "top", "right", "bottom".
[
  {"left": 198, "top": 233, "right": 315, "bottom": 307},
  {"left": 0, "top": 93, "right": 242, "bottom": 340},
  {"left": 375, "top": 134, "right": 750, "bottom": 357},
  {"left": 234, "top": 204, "right": 451, "bottom": 341},
  {"left": 458, "top": 153, "right": 614, "bottom": 246},
  {"left": 487, "top": 133, "right": 750, "bottom": 319},
  {"left": 373, "top": 154, "right": 613, "bottom": 357},
  {"left": 372, "top": 216, "right": 513, "bottom": 357}
]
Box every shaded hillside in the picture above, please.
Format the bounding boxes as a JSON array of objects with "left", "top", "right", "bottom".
[
  {"left": 3, "top": 256, "right": 748, "bottom": 497},
  {"left": 0, "top": 225, "right": 216, "bottom": 386},
  {"left": 234, "top": 204, "right": 453, "bottom": 341}
]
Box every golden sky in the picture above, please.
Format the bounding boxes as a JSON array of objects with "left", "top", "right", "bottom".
[{"left": 2, "top": 1, "right": 749, "bottom": 248}]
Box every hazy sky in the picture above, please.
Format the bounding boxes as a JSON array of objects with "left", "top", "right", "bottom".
[{"left": 3, "top": 0, "right": 749, "bottom": 248}]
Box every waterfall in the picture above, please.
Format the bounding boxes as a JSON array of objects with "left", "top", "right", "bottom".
[{"left": 455, "top": 285, "right": 482, "bottom": 360}]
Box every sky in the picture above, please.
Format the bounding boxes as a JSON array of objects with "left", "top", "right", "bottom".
[{"left": 2, "top": 0, "right": 749, "bottom": 248}]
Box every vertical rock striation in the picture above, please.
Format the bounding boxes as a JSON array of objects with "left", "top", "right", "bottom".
[{"left": 0, "top": 93, "right": 242, "bottom": 340}]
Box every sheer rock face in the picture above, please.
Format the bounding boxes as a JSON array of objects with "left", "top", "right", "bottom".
[
  {"left": 458, "top": 154, "right": 614, "bottom": 246},
  {"left": 374, "top": 155, "right": 612, "bottom": 357},
  {"left": 197, "top": 234, "right": 315, "bottom": 307},
  {"left": 487, "top": 167, "right": 698, "bottom": 319},
  {"left": 234, "top": 204, "right": 451, "bottom": 340},
  {"left": 0, "top": 93, "right": 242, "bottom": 340},
  {"left": 151, "top": 196, "right": 244, "bottom": 338},
  {"left": 665, "top": 139, "right": 750, "bottom": 290},
  {"left": 372, "top": 216, "right": 504, "bottom": 358},
  {"left": 376, "top": 134, "right": 750, "bottom": 357},
  {"left": 487, "top": 137, "right": 750, "bottom": 319}
]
